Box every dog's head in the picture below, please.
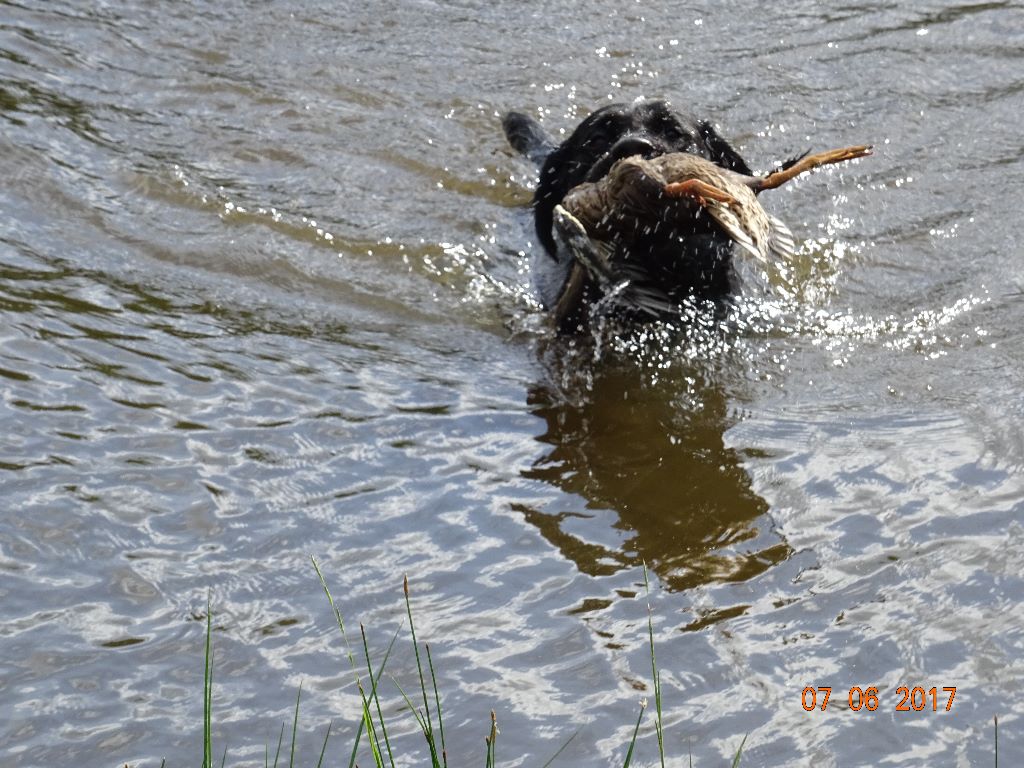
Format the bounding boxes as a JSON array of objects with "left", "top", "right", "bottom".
[{"left": 533, "top": 99, "right": 752, "bottom": 257}]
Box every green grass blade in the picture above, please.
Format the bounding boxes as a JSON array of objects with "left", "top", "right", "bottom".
[
  {"left": 373, "top": 623, "right": 402, "bottom": 689},
  {"left": 730, "top": 734, "right": 748, "bottom": 768},
  {"left": 995, "top": 714, "right": 999, "bottom": 768},
  {"left": 203, "top": 595, "right": 213, "bottom": 768},
  {"left": 272, "top": 723, "right": 285, "bottom": 768},
  {"left": 314, "top": 556, "right": 364, "bottom": 768},
  {"left": 315, "top": 720, "right": 333, "bottom": 768},
  {"left": 288, "top": 681, "right": 302, "bottom": 768},
  {"left": 485, "top": 712, "right": 493, "bottom": 768},
  {"left": 390, "top": 675, "right": 430, "bottom": 734},
  {"left": 360, "top": 623, "right": 396, "bottom": 768},
  {"left": 392, "top": 670, "right": 443, "bottom": 767},
  {"left": 347, "top": 624, "right": 402, "bottom": 768},
  {"left": 346, "top": 719, "right": 361, "bottom": 768},
  {"left": 642, "top": 564, "right": 665, "bottom": 768},
  {"left": 540, "top": 728, "right": 580, "bottom": 768},
  {"left": 220, "top": 744, "right": 227, "bottom": 768},
  {"left": 312, "top": 557, "right": 359, "bottom": 669},
  {"left": 621, "top": 699, "right": 647, "bottom": 768},
  {"left": 403, "top": 576, "right": 441, "bottom": 766},
  {"left": 358, "top": 685, "right": 386, "bottom": 768},
  {"left": 314, "top": 557, "right": 401, "bottom": 768},
  {"left": 425, "top": 643, "right": 447, "bottom": 767},
  {"left": 403, "top": 577, "right": 435, "bottom": 726},
  {"left": 488, "top": 710, "right": 498, "bottom": 768}
]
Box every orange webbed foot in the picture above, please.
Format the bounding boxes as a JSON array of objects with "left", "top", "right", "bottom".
[
  {"left": 757, "top": 145, "right": 873, "bottom": 191},
  {"left": 664, "top": 179, "right": 736, "bottom": 206}
]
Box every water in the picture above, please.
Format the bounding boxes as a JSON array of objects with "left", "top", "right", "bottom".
[{"left": 2, "top": 1, "right": 1022, "bottom": 765}]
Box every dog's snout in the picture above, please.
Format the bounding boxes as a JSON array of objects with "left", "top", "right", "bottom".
[
  {"left": 585, "top": 136, "right": 660, "bottom": 182},
  {"left": 611, "top": 136, "right": 660, "bottom": 160}
]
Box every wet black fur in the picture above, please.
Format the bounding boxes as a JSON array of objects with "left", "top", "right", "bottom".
[{"left": 503, "top": 100, "right": 760, "bottom": 323}]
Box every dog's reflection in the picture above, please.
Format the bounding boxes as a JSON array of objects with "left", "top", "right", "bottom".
[{"left": 520, "top": 342, "right": 789, "bottom": 593}]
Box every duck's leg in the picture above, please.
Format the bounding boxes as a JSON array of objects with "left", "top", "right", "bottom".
[
  {"left": 663, "top": 178, "right": 736, "bottom": 207},
  {"left": 755, "top": 145, "right": 872, "bottom": 191}
]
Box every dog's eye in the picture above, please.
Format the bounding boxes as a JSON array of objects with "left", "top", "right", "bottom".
[
  {"left": 642, "top": 106, "right": 688, "bottom": 142},
  {"left": 656, "top": 117, "right": 688, "bottom": 142},
  {"left": 593, "top": 114, "right": 631, "bottom": 138}
]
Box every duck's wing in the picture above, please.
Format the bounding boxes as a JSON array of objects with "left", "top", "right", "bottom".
[
  {"left": 704, "top": 199, "right": 769, "bottom": 264},
  {"left": 707, "top": 202, "right": 800, "bottom": 297},
  {"left": 766, "top": 214, "right": 797, "bottom": 262},
  {"left": 553, "top": 205, "right": 675, "bottom": 318},
  {"left": 661, "top": 167, "right": 776, "bottom": 265}
]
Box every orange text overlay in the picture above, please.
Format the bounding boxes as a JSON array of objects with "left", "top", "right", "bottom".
[{"left": 801, "top": 686, "right": 957, "bottom": 712}]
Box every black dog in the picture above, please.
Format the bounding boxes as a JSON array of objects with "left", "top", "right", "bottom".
[{"left": 503, "top": 99, "right": 767, "bottom": 331}]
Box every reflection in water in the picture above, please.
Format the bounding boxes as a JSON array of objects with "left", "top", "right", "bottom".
[{"left": 520, "top": 337, "right": 790, "bottom": 593}]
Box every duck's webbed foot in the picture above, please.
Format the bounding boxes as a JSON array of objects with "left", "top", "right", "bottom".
[
  {"left": 663, "top": 178, "right": 737, "bottom": 207},
  {"left": 757, "top": 145, "right": 873, "bottom": 191}
]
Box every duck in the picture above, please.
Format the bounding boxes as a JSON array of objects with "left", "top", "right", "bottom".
[
  {"left": 548, "top": 144, "right": 871, "bottom": 326},
  {"left": 502, "top": 101, "right": 871, "bottom": 331}
]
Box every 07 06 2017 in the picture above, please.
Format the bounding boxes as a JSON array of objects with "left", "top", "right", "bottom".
[{"left": 801, "top": 686, "right": 957, "bottom": 712}]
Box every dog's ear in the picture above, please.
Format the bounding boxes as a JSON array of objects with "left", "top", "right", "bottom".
[
  {"left": 502, "top": 111, "right": 559, "bottom": 166},
  {"left": 696, "top": 120, "right": 753, "bottom": 176}
]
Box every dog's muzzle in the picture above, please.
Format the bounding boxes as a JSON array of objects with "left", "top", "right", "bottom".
[{"left": 585, "top": 136, "right": 662, "bottom": 182}]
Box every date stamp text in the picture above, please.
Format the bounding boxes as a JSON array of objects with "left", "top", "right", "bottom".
[{"left": 801, "top": 686, "right": 957, "bottom": 712}]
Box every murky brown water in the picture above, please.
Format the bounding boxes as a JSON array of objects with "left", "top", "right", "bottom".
[{"left": 2, "top": 1, "right": 1023, "bottom": 765}]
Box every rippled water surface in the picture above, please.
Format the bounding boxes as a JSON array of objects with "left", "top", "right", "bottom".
[{"left": 2, "top": 1, "right": 1023, "bottom": 765}]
